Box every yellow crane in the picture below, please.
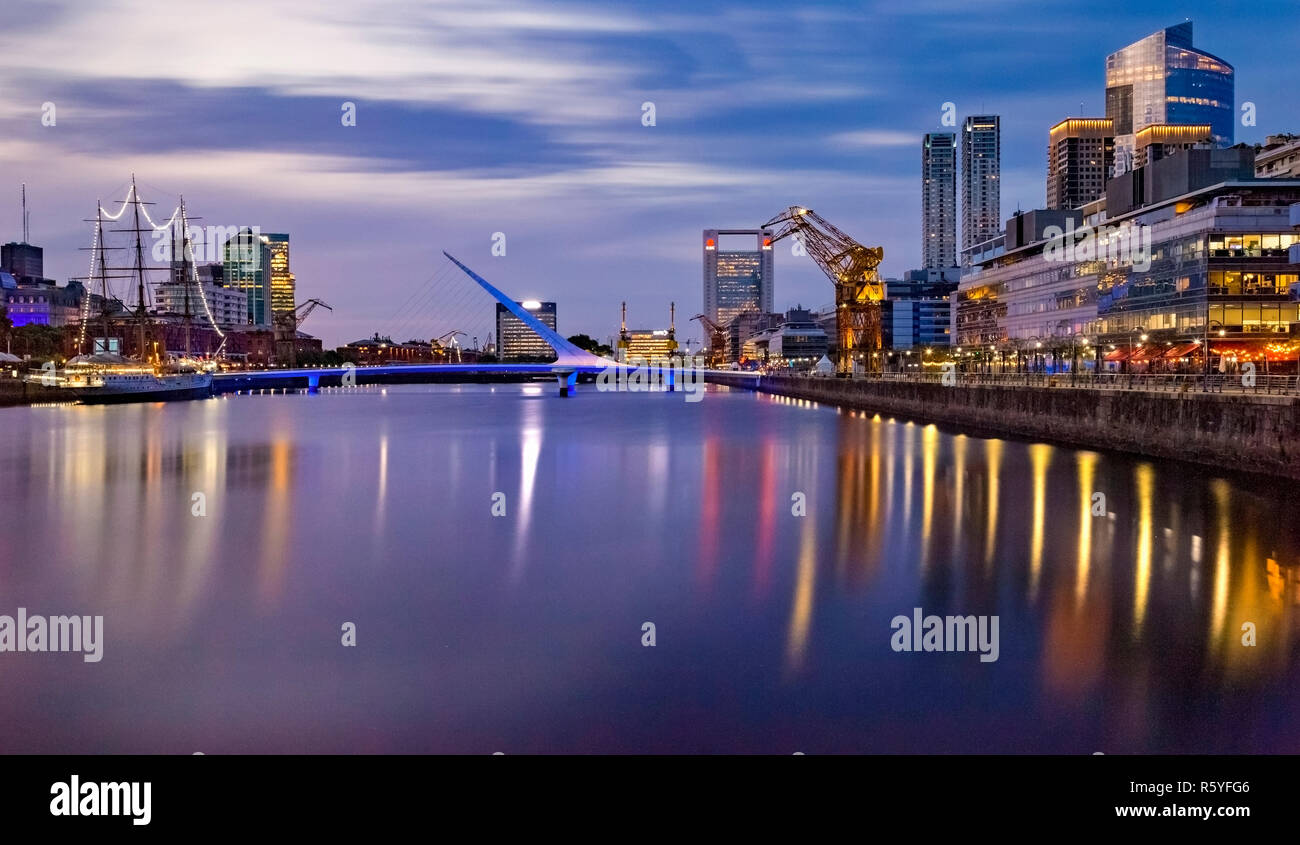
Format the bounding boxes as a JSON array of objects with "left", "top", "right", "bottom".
[{"left": 762, "top": 207, "right": 884, "bottom": 373}]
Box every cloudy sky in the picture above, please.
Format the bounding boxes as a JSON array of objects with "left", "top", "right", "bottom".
[{"left": 2, "top": 0, "right": 1296, "bottom": 348}]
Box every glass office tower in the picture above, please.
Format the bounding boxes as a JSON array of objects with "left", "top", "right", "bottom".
[{"left": 1105, "top": 22, "right": 1233, "bottom": 174}]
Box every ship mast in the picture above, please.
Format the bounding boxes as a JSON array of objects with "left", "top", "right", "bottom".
[
  {"left": 179, "top": 197, "right": 192, "bottom": 359},
  {"left": 97, "top": 203, "right": 111, "bottom": 354}
]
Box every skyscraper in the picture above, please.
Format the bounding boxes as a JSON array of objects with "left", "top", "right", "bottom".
[
  {"left": 1046, "top": 118, "right": 1114, "bottom": 210},
  {"left": 265, "top": 233, "right": 296, "bottom": 318},
  {"left": 922, "top": 133, "right": 957, "bottom": 270},
  {"left": 223, "top": 228, "right": 272, "bottom": 326},
  {"left": 703, "top": 229, "right": 774, "bottom": 327},
  {"left": 961, "top": 115, "right": 1001, "bottom": 252},
  {"left": 1105, "top": 22, "right": 1233, "bottom": 175}
]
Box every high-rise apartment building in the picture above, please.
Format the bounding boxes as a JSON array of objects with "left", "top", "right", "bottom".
[
  {"left": 1047, "top": 118, "right": 1114, "bottom": 210},
  {"left": 1105, "top": 22, "right": 1233, "bottom": 175},
  {"left": 962, "top": 115, "right": 1001, "bottom": 253},
  {"left": 702, "top": 229, "right": 774, "bottom": 327},
  {"left": 922, "top": 133, "right": 958, "bottom": 270}
]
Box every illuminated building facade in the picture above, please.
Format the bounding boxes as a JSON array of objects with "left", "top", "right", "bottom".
[
  {"left": 495, "top": 300, "right": 557, "bottom": 360},
  {"left": 223, "top": 228, "right": 273, "bottom": 326},
  {"left": 884, "top": 271, "right": 959, "bottom": 349},
  {"left": 922, "top": 133, "right": 958, "bottom": 270},
  {"left": 962, "top": 115, "right": 1001, "bottom": 252},
  {"left": 954, "top": 169, "right": 1300, "bottom": 370},
  {"left": 155, "top": 267, "right": 248, "bottom": 329},
  {"left": 1047, "top": 118, "right": 1114, "bottom": 210},
  {"left": 703, "top": 229, "right": 775, "bottom": 327},
  {"left": 621, "top": 329, "right": 676, "bottom": 360},
  {"left": 1133, "top": 124, "right": 1213, "bottom": 169},
  {"left": 265, "top": 233, "right": 296, "bottom": 317},
  {"left": 1105, "top": 22, "right": 1233, "bottom": 175}
]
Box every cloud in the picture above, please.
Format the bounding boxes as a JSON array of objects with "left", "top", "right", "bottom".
[{"left": 828, "top": 129, "right": 919, "bottom": 149}]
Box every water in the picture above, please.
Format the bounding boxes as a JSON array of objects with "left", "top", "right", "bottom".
[{"left": 1, "top": 383, "right": 1298, "bottom": 753}]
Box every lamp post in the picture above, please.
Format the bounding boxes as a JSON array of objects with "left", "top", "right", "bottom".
[
  {"left": 1071, "top": 332, "right": 1090, "bottom": 383},
  {"left": 1026, "top": 335, "right": 1042, "bottom": 379},
  {"left": 1202, "top": 319, "right": 1224, "bottom": 389},
  {"left": 1128, "top": 326, "right": 1147, "bottom": 375}
]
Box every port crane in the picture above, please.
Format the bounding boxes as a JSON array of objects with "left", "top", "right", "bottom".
[
  {"left": 762, "top": 207, "right": 884, "bottom": 373},
  {"left": 273, "top": 298, "right": 332, "bottom": 366},
  {"left": 434, "top": 330, "right": 467, "bottom": 362},
  {"left": 691, "top": 313, "right": 729, "bottom": 368}
]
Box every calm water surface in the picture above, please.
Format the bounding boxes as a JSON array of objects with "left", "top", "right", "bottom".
[{"left": 1, "top": 383, "right": 1298, "bottom": 753}]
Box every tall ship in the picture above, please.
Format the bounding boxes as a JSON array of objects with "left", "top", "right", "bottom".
[{"left": 53, "top": 178, "right": 215, "bottom": 404}]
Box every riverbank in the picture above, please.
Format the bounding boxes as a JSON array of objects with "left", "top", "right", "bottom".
[
  {"left": 707, "top": 372, "right": 1300, "bottom": 479},
  {"left": 0, "top": 379, "right": 74, "bottom": 407}
]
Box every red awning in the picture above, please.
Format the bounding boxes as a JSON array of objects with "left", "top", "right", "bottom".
[
  {"left": 1129, "top": 346, "right": 1159, "bottom": 362},
  {"left": 1104, "top": 347, "right": 1130, "bottom": 361},
  {"left": 1162, "top": 342, "right": 1201, "bottom": 359}
]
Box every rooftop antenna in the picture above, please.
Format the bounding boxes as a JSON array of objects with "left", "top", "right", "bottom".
[{"left": 21, "top": 183, "right": 29, "bottom": 244}]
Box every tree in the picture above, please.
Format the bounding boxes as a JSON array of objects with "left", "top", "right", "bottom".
[{"left": 567, "top": 333, "right": 613, "bottom": 357}]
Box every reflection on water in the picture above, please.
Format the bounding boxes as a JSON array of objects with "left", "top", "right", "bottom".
[{"left": 0, "top": 383, "right": 1298, "bottom": 753}]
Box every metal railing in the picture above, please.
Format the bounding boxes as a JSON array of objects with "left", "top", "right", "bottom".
[{"left": 773, "top": 369, "right": 1300, "bottom": 395}]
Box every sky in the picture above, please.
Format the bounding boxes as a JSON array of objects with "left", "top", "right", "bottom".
[{"left": 1, "top": 0, "right": 1297, "bottom": 349}]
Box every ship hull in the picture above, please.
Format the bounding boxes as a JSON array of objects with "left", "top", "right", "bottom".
[{"left": 72, "top": 374, "right": 213, "bottom": 405}]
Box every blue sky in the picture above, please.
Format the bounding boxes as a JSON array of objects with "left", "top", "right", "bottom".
[{"left": 1, "top": 0, "right": 1296, "bottom": 348}]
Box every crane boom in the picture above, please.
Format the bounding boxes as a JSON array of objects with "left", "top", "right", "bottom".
[
  {"left": 273, "top": 298, "right": 333, "bottom": 366},
  {"left": 762, "top": 206, "right": 884, "bottom": 373},
  {"left": 691, "top": 313, "right": 728, "bottom": 367}
]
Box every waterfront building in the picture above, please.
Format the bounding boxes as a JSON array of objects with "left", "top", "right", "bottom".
[
  {"left": 265, "top": 234, "right": 296, "bottom": 318},
  {"left": 702, "top": 229, "right": 775, "bottom": 327},
  {"left": 923, "top": 133, "right": 958, "bottom": 270},
  {"left": 343, "top": 334, "right": 436, "bottom": 365},
  {"left": 1047, "top": 118, "right": 1114, "bottom": 210},
  {"left": 953, "top": 149, "right": 1300, "bottom": 371},
  {"left": 884, "top": 270, "right": 959, "bottom": 349},
  {"left": 1, "top": 275, "right": 87, "bottom": 327},
  {"left": 222, "top": 228, "right": 273, "bottom": 327},
  {"left": 1105, "top": 22, "right": 1234, "bottom": 175},
  {"left": 496, "top": 300, "right": 557, "bottom": 360},
  {"left": 1256, "top": 134, "right": 1300, "bottom": 179},
  {"left": 745, "top": 306, "right": 829, "bottom": 367},
  {"left": 726, "top": 310, "right": 783, "bottom": 364},
  {"left": 620, "top": 329, "right": 676, "bottom": 361},
  {"left": 962, "top": 115, "right": 1001, "bottom": 252}
]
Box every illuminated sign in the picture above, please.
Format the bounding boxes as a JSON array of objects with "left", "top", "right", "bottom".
[{"left": 521, "top": 300, "right": 542, "bottom": 310}]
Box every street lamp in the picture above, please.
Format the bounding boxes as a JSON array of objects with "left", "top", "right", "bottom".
[
  {"left": 1071, "top": 332, "right": 1090, "bottom": 381},
  {"left": 1025, "top": 335, "right": 1043, "bottom": 377},
  {"left": 1202, "top": 319, "right": 1224, "bottom": 386},
  {"left": 1128, "top": 326, "right": 1146, "bottom": 374}
]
